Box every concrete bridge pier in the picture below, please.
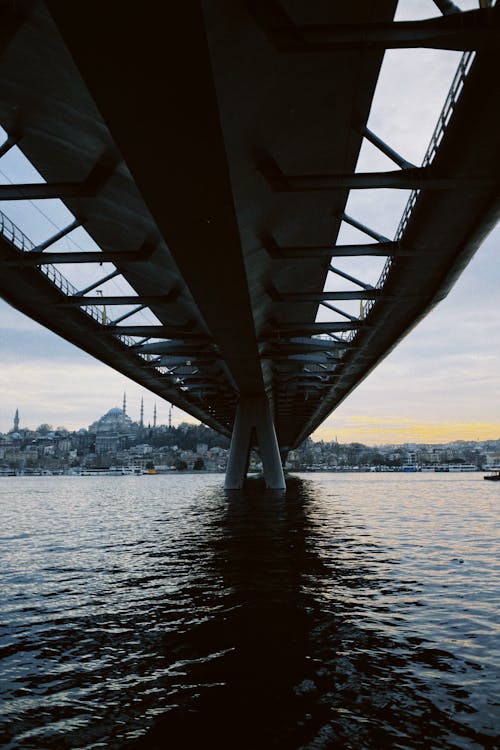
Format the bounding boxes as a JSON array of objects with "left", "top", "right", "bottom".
[{"left": 224, "top": 396, "right": 286, "bottom": 490}]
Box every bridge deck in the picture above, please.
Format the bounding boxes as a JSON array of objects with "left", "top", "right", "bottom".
[{"left": 0, "top": 1, "right": 498, "bottom": 455}]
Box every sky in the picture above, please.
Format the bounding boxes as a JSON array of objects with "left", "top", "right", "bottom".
[{"left": 0, "top": 0, "right": 498, "bottom": 444}]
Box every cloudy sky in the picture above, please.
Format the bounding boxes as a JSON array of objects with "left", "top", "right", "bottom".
[{"left": 0, "top": 0, "right": 498, "bottom": 444}]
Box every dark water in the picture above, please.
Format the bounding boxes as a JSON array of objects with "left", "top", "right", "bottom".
[{"left": 0, "top": 473, "right": 498, "bottom": 749}]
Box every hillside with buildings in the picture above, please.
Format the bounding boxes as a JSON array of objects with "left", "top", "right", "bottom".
[{"left": 1, "top": 399, "right": 499, "bottom": 476}]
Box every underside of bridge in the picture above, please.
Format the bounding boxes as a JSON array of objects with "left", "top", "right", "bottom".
[{"left": 0, "top": 2, "right": 499, "bottom": 488}]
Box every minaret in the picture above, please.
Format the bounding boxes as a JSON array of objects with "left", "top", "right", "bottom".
[
  {"left": 13, "top": 408, "right": 19, "bottom": 432},
  {"left": 122, "top": 392, "right": 127, "bottom": 416},
  {"left": 153, "top": 403, "right": 157, "bottom": 429},
  {"left": 140, "top": 397, "right": 144, "bottom": 428},
  {"left": 168, "top": 404, "right": 172, "bottom": 429}
]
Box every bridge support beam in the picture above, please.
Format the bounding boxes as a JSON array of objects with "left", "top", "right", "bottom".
[{"left": 225, "top": 397, "right": 285, "bottom": 490}]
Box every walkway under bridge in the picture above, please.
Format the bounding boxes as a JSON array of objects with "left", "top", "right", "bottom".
[{"left": 0, "top": 1, "right": 499, "bottom": 488}]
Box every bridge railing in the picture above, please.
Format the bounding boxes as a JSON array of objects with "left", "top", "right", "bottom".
[
  {"left": 349, "top": 50, "right": 477, "bottom": 335},
  {"left": 0, "top": 211, "right": 35, "bottom": 252},
  {"left": 396, "top": 50, "right": 476, "bottom": 241},
  {"left": 0, "top": 208, "right": 137, "bottom": 349}
]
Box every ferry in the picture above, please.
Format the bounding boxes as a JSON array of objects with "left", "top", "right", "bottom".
[
  {"left": 401, "top": 463, "right": 420, "bottom": 472},
  {"left": 79, "top": 466, "right": 143, "bottom": 476},
  {"left": 484, "top": 469, "right": 500, "bottom": 481}
]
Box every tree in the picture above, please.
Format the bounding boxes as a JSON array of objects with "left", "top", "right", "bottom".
[
  {"left": 37, "top": 423, "right": 53, "bottom": 435},
  {"left": 193, "top": 457, "right": 205, "bottom": 470},
  {"left": 174, "top": 459, "right": 188, "bottom": 471}
]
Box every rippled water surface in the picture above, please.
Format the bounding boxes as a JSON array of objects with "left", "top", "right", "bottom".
[{"left": 1, "top": 473, "right": 499, "bottom": 749}]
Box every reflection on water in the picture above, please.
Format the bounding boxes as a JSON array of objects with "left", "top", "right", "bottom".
[{"left": 0, "top": 474, "right": 498, "bottom": 749}]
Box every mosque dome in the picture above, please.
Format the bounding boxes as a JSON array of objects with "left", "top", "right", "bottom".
[
  {"left": 107, "top": 408, "right": 123, "bottom": 417},
  {"left": 89, "top": 404, "right": 134, "bottom": 434}
]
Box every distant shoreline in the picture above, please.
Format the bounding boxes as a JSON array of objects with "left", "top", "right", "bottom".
[{"left": 0, "top": 468, "right": 489, "bottom": 478}]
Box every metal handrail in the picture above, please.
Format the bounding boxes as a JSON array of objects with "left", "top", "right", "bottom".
[
  {"left": 348, "top": 49, "right": 477, "bottom": 334},
  {"left": 0, "top": 210, "right": 34, "bottom": 252},
  {"left": 0, "top": 207, "right": 136, "bottom": 347}
]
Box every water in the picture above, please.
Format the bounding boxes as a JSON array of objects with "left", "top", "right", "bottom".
[{"left": 0, "top": 473, "right": 498, "bottom": 749}]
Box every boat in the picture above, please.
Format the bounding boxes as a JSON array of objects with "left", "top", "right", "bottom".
[
  {"left": 401, "top": 463, "right": 420, "bottom": 472},
  {"left": 80, "top": 466, "right": 143, "bottom": 476},
  {"left": 484, "top": 469, "right": 500, "bottom": 481}
]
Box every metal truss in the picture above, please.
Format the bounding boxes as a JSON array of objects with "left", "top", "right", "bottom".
[
  {"left": 0, "top": 205, "right": 237, "bottom": 432},
  {"left": 250, "top": 1, "right": 497, "bottom": 52},
  {"left": 261, "top": 4, "right": 488, "bottom": 440}
]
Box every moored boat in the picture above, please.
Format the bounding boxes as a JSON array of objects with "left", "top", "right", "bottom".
[{"left": 484, "top": 469, "right": 500, "bottom": 481}]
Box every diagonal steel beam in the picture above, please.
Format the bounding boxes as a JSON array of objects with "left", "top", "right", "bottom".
[
  {"left": 11, "top": 243, "right": 156, "bottom": 266},
  {"left": 57, "top": 293, "right": 177, "bottom": 306},
  {"left": 342, "top": 213, "right": 390, "bottom": 243},
  {"left": 136, "top": 339, "right": 215, "bottom": 354},
  {"left": 359, "top": 125, "right": 416, "bottom": 169},
  {"left": 261, "top": 160, "right": 467, "bottom": 191},
  {"left": 281, "top": 372, "right": 329, "bottom": 381},
  {"left": 252, "top": 3, "right": 496, "bottom": 52},
  {"left": 272, "top": 353, "right": 339, "bottom": 364},
  {"left": 270, "top": 289, "right": 383, "bottom": 302},
  {"left": 10, "top": 251, "right": 135, "bottom": 265},
  {"left": 433, "top": 0, "right": 461, "bottom": 15},
  {"left": 326, "top": 332, "right": 345, "bottom": 343},
  {"left": 263, "top": 341, "right": 346, "bottom": 355},
  {"left": 76, "top": 269, "right": 120, "bottom": 296},
  {"left": 109, "top": 304, "right": 146, "bottom": 326},
  {"left": 156, "top": 354, "right": 221, "bottom": 364},
  {"left": 270, "top": 338, "right": 346, "bottom": 350},
  {"left": 0, "top": 160, "right": 113, "bottom": 200},
  {"left": 328, "top": 264, "right": 373, "bottom": 290},
  {"left": 32, "top": 218, "right": 82, "bottom": 252},
  {"left": 263, "top": 321, "right": 361, "bottom": 337},
  {"left": 320, "top": 301, "right": 359, "bottom": 322},
  {"left": 265, "top": 236, "right": 402, "bottom": 258},
  {"left": 103, "top": 325, "right": 204, "bottom": 338}
]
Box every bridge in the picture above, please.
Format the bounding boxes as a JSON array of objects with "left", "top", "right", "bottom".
[{"left": 0, "top": 2, "right": 498, "bottom": 489}]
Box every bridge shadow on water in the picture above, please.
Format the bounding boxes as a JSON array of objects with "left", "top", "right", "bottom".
[
  {"left": 123, "top": 475, "right": 488, "bottom": 750},
  {"left": 125, "top": 476, "right": 317, "bottom": 749}
]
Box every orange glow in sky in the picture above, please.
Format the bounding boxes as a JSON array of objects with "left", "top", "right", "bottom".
[{"left": 314, "top": 418, "right": 500, "bottom": 446}]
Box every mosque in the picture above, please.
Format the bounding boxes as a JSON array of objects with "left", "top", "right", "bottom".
[
  {"left": 89, "top": 394, "right": 135, "bottom": 435},
  {"left": 88, "top": 394, "right": 155, "bottom": 454}
]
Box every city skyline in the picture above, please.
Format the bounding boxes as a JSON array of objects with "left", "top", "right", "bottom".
[{"left": 2, "top": 396, "right": 499, "bottom": 452}]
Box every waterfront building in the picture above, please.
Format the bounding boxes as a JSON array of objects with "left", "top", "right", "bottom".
[{"left": 89, "top": 402, "right": 137, "bottom": 454}]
